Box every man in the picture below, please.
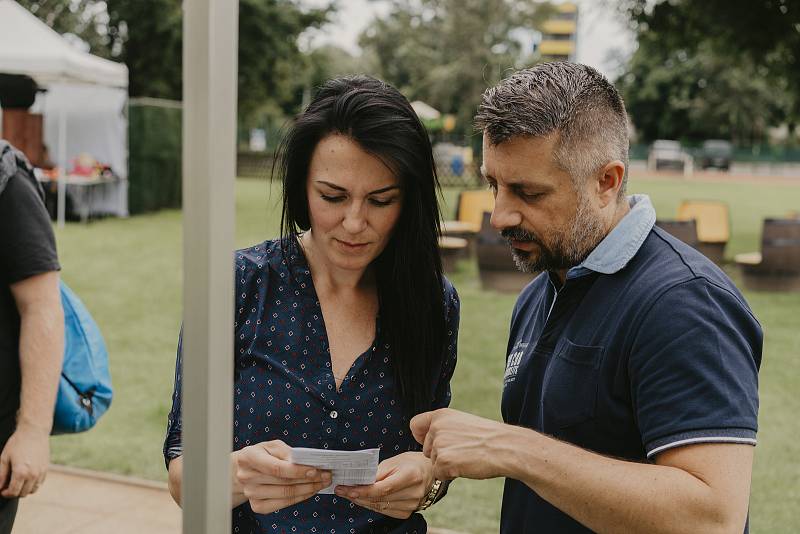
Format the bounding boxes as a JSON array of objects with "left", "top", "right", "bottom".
[
  {"left": 410, "top": 63, "right": 761, "bottom": 533},
  {"left": 0, "top": 141, "right": 64, "bottom": 533}
]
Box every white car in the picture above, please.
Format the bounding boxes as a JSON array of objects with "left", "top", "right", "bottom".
[{"left": 648, "top": 140, "right": 690, "bottom": 171}]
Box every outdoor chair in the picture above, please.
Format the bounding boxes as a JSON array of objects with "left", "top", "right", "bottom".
[
  {"left": 736, "top": 218, "right": 800, "bottom": 292},
  {"left": 655, "top": 219, "right": 699, "bottom": 247},
  {"left": 438, "top": 236, "right": 468, "bottom": 273},
  {"left": 442, "top": 189, "right": 495, "bottom": 258},
  {"left": 476, "top": 212, "right": 536, "bottom": 293},
  {"left": 676, "top": 200, "right": 730, "bottom": 263}
]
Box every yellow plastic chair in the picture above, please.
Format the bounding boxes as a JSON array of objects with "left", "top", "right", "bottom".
[
  {"left": 455, "top": 189, "right": 495, "bottom": 230},
  {"left": 677, "top": 200, "right": 730, "bottom": 243},
  {"left": 676, "top": 200, "right": 730, "bottom": 263}
]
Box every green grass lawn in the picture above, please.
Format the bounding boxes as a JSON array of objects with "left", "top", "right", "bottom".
[{"left": 50, "top": 176, "right": 799, "bottom": 533}]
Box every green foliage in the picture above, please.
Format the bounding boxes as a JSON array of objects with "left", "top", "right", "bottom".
[
  {"left": 617, "top": 0, "right": 800, "bottom": 143},
  {"left": 14, "top": 0, "right": 111, "bottom": 56},
  {"left": 620, "top": 43, "right": 791, "bottom": 144},
  {"left": 359, "top": 0, "right": 554, "bottom": 137},
  {"left": 104, "top": 0, "right": 183, "bottom": 99},
  {"left": 236, "top": 0, "right": 330, "bottom": 128},
  {"left": 20, "top": 0, "right": 330, "bottom": 128},
  {"left": 127, "top": 99, "right": 182, "bottom": 214},
  {"left": 305, "top": 45, "right": 367, "bottom": 94}
]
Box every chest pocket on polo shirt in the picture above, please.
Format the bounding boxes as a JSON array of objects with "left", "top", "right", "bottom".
[{"left": 542, "top": 339, "right": 604, "bottom": 428}]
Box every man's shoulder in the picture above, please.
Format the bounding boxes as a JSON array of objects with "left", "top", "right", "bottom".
[
  {"left": 0, "top": 165, "right": 39, "bottom": 202},
  {"left": 625, "top": 226, "right": 742, "bottom": 299},
  {"left": 620, "top": 228, "right": 757, "bottom": 333}
]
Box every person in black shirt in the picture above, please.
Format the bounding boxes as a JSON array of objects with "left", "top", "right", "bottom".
[
  {"left": 411, "top": 63, "right": 761, "bottom": 534},
  {"left": 0, "top": 141, "right": 64, "bottom": 533}
]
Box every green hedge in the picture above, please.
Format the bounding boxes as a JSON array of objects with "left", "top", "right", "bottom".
[{"left": 128, "top": 98, "right": 182, "bottom": 215}]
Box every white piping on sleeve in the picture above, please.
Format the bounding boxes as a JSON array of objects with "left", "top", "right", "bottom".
[{"left": 647, "top": 436, "right": 757, "bottom": 458}]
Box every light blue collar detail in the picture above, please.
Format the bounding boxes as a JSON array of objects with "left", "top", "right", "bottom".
[{"left": 566, "top": 194, "right": 656, "bottom": 279}]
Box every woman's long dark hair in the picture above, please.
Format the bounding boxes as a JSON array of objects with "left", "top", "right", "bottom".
[{"left": 277, "top": 75, "right": 445, "bottom": 418}]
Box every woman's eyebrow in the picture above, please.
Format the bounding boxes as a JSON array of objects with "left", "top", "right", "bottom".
[
  {"left": 315, "top": 180, "right": 346, "bottom": 191},
  {"left": 368, "top": 185, "right": 401, "bottom": 195},
  {"left": 315, "top": 180, "right": 400, "bottom": 195}
]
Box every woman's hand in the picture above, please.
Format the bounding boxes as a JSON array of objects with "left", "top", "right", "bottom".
[
  {"left": 235, "top": 440, "right": 332, "bottom": 514},
  {"left": 334, "top": 451, "right": 434, "bottom": 519}
]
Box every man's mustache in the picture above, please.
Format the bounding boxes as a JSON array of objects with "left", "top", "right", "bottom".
[{"left": 501, "top": 227, "right": 542, "bottom": 247}]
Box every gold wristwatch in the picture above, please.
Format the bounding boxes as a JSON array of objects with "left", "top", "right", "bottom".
[{"left": 417, "top": 479, "right": 444, "bottom": 510}]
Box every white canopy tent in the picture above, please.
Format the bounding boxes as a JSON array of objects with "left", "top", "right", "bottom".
[
  {"left": 411, "top": 100, "right": 441, "bottom": 121},
  {"left": 0, "top": 0, "right": 129, "bottom": 224}
]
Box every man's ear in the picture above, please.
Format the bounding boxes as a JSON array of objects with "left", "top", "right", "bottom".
[{"left": 595, "top": 160, "right": 625, "bottom": 208}]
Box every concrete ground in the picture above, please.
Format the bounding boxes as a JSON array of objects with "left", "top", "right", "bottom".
[
  {"left": 12, "top": 465, "right": 464, "bottom": 533},
  {"left": 13, "top": 465, "right": 180, "bottom": 534}
]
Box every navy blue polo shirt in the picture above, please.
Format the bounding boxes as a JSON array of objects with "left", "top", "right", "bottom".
[
  {"left": 164, "top": 237, "right": 460, "bottom": 534},
  {"left": 500, "top": 195, "right": 762, "bottom": 534}
]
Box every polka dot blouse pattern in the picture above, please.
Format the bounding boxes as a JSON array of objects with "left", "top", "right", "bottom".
[{"left": 164, "top": 238, "right": 460, "bottom": 533}]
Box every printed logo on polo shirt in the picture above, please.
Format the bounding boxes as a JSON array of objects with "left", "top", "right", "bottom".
[{"left": 504, "top": 341, "right": 528, "bottom": 385}]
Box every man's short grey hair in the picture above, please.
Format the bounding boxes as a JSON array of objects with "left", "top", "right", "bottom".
[{"left": 475, "top": 62, "right": 629, "bottom": 197}]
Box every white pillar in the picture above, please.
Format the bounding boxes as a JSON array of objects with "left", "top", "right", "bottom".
[{"left": 181, "top": 0, "right": 239, "bottom": 532}]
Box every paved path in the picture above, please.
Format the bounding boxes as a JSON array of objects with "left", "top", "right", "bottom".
[
  {"left": 13, "top": 465, "right": 180, "bottom": 534},
  {"left": 13, "top": 465, "right": 465, "bottom": 534}
]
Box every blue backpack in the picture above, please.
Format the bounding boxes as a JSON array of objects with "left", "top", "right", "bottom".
[
  {"left": 53, "top": 282, "right": 113, "bottom": 434},
  {"left": 1, "top": 140, "right": 112, "bottom": 434}
]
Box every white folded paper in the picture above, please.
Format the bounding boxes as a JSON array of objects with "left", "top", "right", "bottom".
[{"left": 290, "top": 447, "right": 380, "bottom": 494}]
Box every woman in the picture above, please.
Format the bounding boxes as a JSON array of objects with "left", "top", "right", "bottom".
[{"left": 163, "top": 75, "right": 460, "bottom": 533}]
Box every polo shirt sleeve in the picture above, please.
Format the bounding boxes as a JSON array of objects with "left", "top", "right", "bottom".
[
  {"left": 628, "top": 277, "right": 762, "bottom": 459},
  {"left": 431, "top": 280, "right": 460, "bottom": 409}
]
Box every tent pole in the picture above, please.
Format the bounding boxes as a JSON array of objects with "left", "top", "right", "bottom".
[
  {"left": 181, "top": 0, "right": 238, "bottom": 533},
  {"left": 57, "top": 104, "right": 66, "bottom": 228}
]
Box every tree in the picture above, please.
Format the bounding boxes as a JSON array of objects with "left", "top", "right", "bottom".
[
  {"left": 359, "top": 0, "right": 554, "bottom": 137},
  {"left": 619, "top": 42, "right": 791, "bottom": 144},
  {"left": 236, "top": 0, "right": 330, "bottom": 128},
  {"left": 15, "top": 0, "right": 110, "bottom": 55},
  {"left": 104, "top": 0, "right": 183, "bottom": 100},
  {"left": 20, "top": 0, "right": 331, "bottom": 126},
  {"left": 616, "top": 0, "right": 800, "bottom": 142},
  {"left": 305, "top": 46, "right": 365, "bottom": 95}
]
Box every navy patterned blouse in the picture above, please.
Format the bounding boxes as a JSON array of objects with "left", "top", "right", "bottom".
[{"left": 164, "top": 237, "right": 460, "bottom": 534}]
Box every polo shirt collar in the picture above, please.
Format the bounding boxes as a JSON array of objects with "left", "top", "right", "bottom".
[{"left": 567, "top": 194, "right": 656, "bottom": 279}]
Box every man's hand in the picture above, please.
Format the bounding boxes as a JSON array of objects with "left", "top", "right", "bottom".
[
  {"left": 0, "top": 421, "right": 51, "bottom": 498},
  {"left": 410, "top": 408, "right": 516, "bottom": 481},
  {"left": 335, "top": 451, "right": 434, "bottom": 519}
]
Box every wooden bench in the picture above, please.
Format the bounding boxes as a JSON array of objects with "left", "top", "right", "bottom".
[
  {"left": 438, "top": 236, "right": 468, "bottom": 273},
  {"left": 441, "top": 189, "right": 494, "bottom": 257},
  {"left": 677, "top": 200, "right": 730, "bottom": 263},
  {"left": 735, "top": 218, "right": 800, "bottom": 291},
  {"left": 476, "top": 212, "right": 536, "bottom": 293}
]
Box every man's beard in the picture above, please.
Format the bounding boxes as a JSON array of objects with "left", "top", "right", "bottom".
[{"left": 501, "top": 194, "right": 608, "bottom": 273}]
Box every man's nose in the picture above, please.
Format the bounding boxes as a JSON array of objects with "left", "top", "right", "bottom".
[{"left": 490, "top": 190, "right": 522, "bottom": 230}]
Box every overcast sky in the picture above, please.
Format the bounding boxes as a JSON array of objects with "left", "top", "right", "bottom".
[{"left": 300, "top": 0, "right": 636, "bottom": 80}]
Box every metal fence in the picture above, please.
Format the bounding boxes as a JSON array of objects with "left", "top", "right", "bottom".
[{"left": 630, "top": 142, "right": 800, "bottom": 163}]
